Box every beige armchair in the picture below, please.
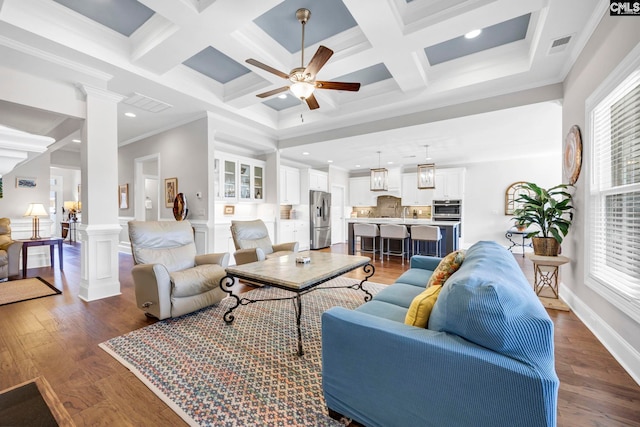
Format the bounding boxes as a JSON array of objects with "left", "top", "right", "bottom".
[
  {"left": 0, "top": 218, "right": 23, "bottom": 280},
  {"left": 230, "top": 219, "right": 298, "bottom": 265},
  {"left": 128, "top": 220, "right": 229, "bottom": 320}
]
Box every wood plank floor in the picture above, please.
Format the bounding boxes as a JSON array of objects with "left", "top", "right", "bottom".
[{"left": 0, "top": 242, "right": 639, "bottom": 426}]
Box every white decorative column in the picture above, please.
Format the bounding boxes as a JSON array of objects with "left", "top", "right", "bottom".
[{"left": 77, "top": 85, "right": 124, "bottom": 301}]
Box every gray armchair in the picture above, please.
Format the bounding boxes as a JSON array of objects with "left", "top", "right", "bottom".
[
  {"left": 128, "top": 220, "right": 229, "bottom": 320},
  {"left": 230, "top": 219, "right": 298, "bottom": 265},
  {"left": 0, "top": 218, "right": 23, "bottom": 280}
]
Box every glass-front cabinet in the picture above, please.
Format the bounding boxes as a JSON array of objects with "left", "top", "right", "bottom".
[
  {"left": 254, "top": 166, "right": 263, "bottom": 200},
  {"left": 240, "top": 162, "right": 251, "bottom": 200},
  {"left": 224, "top": 160, "right": 236, "bottom": 199},
  {"left": 215, "top": 153, "right": 266, "bottom": 202}
]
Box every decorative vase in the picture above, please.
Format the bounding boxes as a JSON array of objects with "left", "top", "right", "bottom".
[{"left": 532, "top": 237, "right": 559, "bottom": 256}]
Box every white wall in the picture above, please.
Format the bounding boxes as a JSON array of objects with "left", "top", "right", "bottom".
[
  {"left": 562, "top": 12, "right": 640, "bottom": 383},
  {"left": 462, "top": 153, "right": 560, "bottom": 247}
]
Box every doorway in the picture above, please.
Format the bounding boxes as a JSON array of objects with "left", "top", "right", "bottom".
[{"left": 134, "top": 154, "right": 160, "bottom": 221}]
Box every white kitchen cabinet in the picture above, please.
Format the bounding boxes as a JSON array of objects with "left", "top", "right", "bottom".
[
  {"left": 349, "top": 177, "right": 377, "bottom": 206},
  {"left": 280, "top": 166, "right": 301, "bottom": 205},
  {"left": 401, "top": 173, "right": 433, "bottom": 206},
  {"left": 309, "top": 169, "right": 328, "bottom": 191},
  {"left": 434, "top": 168, "right": 465, "bottom": 200},
  {"left": 215, "top": 153, "right": 266, "bottom": 202},
  {"left": 279, "top": 220, "right": 310, "bottom": 250}
]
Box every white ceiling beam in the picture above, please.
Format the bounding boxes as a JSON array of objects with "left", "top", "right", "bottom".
[{"left": 342, "top": 0, "right": 427, "bottom": 93}]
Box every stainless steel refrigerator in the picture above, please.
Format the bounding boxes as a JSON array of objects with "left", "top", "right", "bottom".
[{"left": 310, "top": 190, "right": 331, "bottom": 249}]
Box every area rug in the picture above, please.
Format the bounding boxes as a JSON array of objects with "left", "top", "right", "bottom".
[
  {"left": 0, "top": 376, "right": 75, "bottom": 426},
  {"left": 99, "top": 277, "right": 384, "bottom": 426},
  {"left": 0, "top": 277, "right": 61, "bottom": 306}
]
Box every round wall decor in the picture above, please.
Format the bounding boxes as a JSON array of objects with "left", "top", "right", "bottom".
[{"left": 563, "top": 125, "right": 582, "bottom": 185}]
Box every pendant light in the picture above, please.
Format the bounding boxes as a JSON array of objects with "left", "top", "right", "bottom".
[
  {"left": 370, "top": 151, "right": 388, "bottom": 191},
  {"left": 417, "top": 145, "right": 436, "bottom": 189}
]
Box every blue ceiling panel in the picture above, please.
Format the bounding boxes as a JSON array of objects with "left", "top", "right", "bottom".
[
  {"left": 425, "top": 14, "right": 531, "bottom": 66},
  {"left": 263, "top": 94, "right": 303, "bottom": 111},
  {"left": 183, "top": 47, "right": 251, "bottom": 84},
  {"left": 53, "top": 0, "right": 154, "bottom": 37},
  {"left": 254, "top": 0, "right": 357, "bottom": 54},
  {"left": 334, "top": 63, "right": 392, "bottom": 86}
]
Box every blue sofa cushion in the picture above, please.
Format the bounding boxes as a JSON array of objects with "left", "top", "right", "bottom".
[
  {"left": 429, "top": 241, "right": 555, "bottom": 369},
  {"left": 394, "top": 268, "right": 434, "bottom": 288},
  {"left": 373, "top": 283, "right": 426, "bottom": 308},
  {"left": 355, "top": 300, "right": 408, "bottom": 323}
]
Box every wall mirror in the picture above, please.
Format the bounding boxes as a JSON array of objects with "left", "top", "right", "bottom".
[{"left": 505, "top": 181, "right": 533, "bottom": 215}]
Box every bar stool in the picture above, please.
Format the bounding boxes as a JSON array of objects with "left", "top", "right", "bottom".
[
  {"left": 353, "top": 223, "right": 380, "bottom": 260},
  {"left": 411, "top": 225, "right": 442, "bottom": 257},
  {"left": 379, "top": 224, "right": 410, "bottom": 264}
]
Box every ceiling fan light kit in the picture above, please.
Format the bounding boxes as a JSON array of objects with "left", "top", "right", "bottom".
[{"left": 245, "top": 8, "right": 360, "bottom": 110}]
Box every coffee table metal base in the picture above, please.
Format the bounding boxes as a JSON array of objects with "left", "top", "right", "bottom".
[{"left": 220, "top": 263, "right": 374, "bottom": 356}]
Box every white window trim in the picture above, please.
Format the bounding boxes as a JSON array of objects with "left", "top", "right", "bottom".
[{"left": 584, "top": 41, "right": 640, "bottom": 324}]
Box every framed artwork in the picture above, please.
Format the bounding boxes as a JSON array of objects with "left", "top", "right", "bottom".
[
  {"left": 16, "top": 176, "right": 37, "bottom": 188},
  {"left": 119, "top": 184, "right": 129, "bottom": 209},
  {"left": 224, "top": 205, "right": 235, "bottom": 215},
  {"left": 563, "top": 125, "right": 583, "bottom": 185},
  {"left": 165, "top": 177, "right": 178, "bottom": 207},
  {"left": 417, "top": 164, "right": 436, "bottom": 189}
]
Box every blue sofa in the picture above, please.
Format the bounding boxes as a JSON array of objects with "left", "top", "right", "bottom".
[{"left": 322, "top": 241, "right": 558, "bottom": 427}]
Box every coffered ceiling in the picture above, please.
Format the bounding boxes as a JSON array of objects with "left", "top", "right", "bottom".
[{"left": 0, "top": 0, "right": 605, "bottom": 173}]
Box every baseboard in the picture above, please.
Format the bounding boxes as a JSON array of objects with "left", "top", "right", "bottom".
[{"left": 561, "top": 284, "right": 640, "bottom": 386}]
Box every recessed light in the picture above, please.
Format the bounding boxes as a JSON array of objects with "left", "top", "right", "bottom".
[
  {"left": 355, "top": 164, "right": 361, "bottom": 168},
  {"left": 327, "top": 160, "right": 333, "bottom": 163},
  {"left": 302, "top": 152, "right": 310, "bottom": 155},
  {"left": 387, "top": 161, "right": 394, "bottom": 165},
  {"left": 72, "top": 139, "right": 81, "bottom": 143},
  {"left": 124, "top": 112, "right": 136, "bottom": 118},
  {"left": 465, "top": 29, "right": 482, "bottom": 39},
  {"left": 278, "top": 94, "right": 287, "bottom": 99}
]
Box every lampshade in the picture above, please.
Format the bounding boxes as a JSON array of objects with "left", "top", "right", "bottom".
[
  {"left": 63, "top": 201, "right": 76, "bottom": 211},
  {"left": 290, "top": 81, "right": 315, "bottom": 99},
  {"left": 24, "top": 203, "right": 48, "bottom": 217}
]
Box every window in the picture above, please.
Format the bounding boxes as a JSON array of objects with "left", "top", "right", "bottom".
[{"left": 587, "top": 50, "right": 640, "bottom": 321}]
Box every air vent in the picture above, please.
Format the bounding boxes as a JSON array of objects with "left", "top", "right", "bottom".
[
  {"left": 548, "top": 35, "right": 572, "bottom": 54},
  {"left": 123, "top": 93, "right": 172, "bottom": 113}
]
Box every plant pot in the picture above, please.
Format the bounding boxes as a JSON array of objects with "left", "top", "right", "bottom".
[
  {"left": 532, "top": 237, "right": 559, "bottom": 256},
  {"left": 515, "top": 225, "right": 526, "bottom": 231}
]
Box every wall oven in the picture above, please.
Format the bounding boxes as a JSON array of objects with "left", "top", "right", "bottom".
[{"left": 432, "top": 199, "right": 462, "bottom": 221}]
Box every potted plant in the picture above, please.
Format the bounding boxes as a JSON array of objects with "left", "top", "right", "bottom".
[
  {"left": 514, "top": 219, "right": 527, "bottom": 232},
  {"left": 512, "top": 182, "right": 574, "bottom": 256}
]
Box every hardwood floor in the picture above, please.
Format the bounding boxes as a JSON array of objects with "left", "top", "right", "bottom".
[{"left": 1, "top": 242, "right": 639, "bottom": 426}]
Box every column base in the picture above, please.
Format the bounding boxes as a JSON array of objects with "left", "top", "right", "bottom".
[{"left": 77, "top": 224, "right": 122, "bottom": 302}]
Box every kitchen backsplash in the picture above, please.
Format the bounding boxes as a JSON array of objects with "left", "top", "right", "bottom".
[{"left": 351, "top": 205, "right": 432, "bottom": 219}]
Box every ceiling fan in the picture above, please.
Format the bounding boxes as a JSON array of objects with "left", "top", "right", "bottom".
[{"left": 245, "top": 8, "right": 361, "bottom": 110}]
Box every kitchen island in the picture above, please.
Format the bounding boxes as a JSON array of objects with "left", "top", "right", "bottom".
[{"left": 347, "top": 218, "right": 461, "bottom": 257}]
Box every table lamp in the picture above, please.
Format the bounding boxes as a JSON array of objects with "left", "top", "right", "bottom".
[{"left": 24, "top": 203, "right": 48, "bottom": 240}]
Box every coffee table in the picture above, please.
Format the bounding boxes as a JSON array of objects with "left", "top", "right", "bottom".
[{"left": 220, "top": 251, "right": 374, "bottom": 356}]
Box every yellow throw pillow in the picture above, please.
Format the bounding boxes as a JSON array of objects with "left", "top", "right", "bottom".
[
  {"left": 426, "top": 250, "right": 465, "bottom": 288},
  {"left": 405, "top": 285, "right": 442, "bottom": 328}
]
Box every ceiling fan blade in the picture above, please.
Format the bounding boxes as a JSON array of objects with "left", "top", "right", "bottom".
[
  {"left": 305, "top": 93, "right": 320, "bottom": 110},
  {"left": 315, "top": 81, "right": 361, "bottom": 91},
  {"left": 256, "top": 86, "right": 289, "bottom": 98},
  {"left": 303, "top": 46, "right": 333, "bottom": 78},
  {"left": 246, "top": 58, "right": 289, "bottom": 79}
]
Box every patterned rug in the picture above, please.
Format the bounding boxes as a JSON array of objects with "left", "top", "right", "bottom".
[
  {"left": 100, "top": 277, "right": 384, "bottom": 426},
  {"left": 0, "top": 277, "right": 61, "bottom": 306}
]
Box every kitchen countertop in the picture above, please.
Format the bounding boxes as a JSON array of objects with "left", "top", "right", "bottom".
[{"left": 347, "top": 218, "right": 460, "bottom": 226}]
